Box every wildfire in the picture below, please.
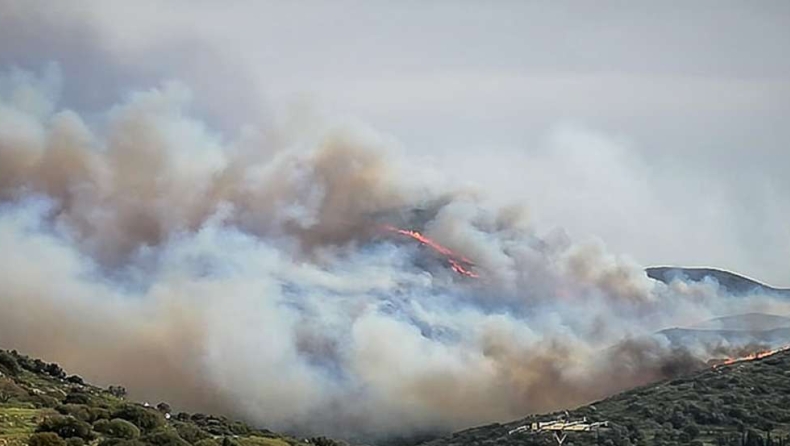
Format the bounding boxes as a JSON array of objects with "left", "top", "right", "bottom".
[
  {"left": 382, "top": 225, "right": 479, "bottom": 278},
  {"left": 712, "top": 345, "right": 790, "bottom": 368}
]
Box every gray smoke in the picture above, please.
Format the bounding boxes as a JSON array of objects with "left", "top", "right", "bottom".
[{"left": 1, "top": 67, "right": 788, "bottom": 439}]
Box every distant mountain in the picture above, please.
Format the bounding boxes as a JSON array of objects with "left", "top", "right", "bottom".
[
  {"left": 658, "top": 326, "right": 790, "bottom": 349},
  {"left": 422, "top": 349, "right": 790, "bottom": 446},
  {"left": 690, "top": 313, "right": 790, "bottom": 331},
  {"left": 646, "top": 267, "right": 790, "bottom": 297},
  {"left": 656, "top": 313, "right": 790, "bottom": 355}
]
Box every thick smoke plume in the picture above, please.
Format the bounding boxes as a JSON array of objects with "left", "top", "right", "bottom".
[{"left": 0, "top": 68, "right": 788, "bottom": 439}]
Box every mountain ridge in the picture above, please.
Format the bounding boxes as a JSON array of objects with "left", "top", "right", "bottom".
[{"left": 646, "top": 267, "right": 790, "bottom": 297}]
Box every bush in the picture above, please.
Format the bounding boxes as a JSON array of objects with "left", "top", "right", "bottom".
[
  {"left": 66, "top": 375, "right": 85, "bottom": 385},
  {"left": 107, "top": 385, "right": 127, "bottom": 398},
  {"left": 29, "top": 432, "right": 68, "bottom": 446},
  {"left": 194, "top": 439, "right": 220, "bottom": 446},
  {"left": 31, "top": 393, "right": 62, "bottom": 408},
  {"left": 37, "top": 415, "right": 95, "bottom": 441},
  {"left": 94, "top": 418, "right": 111, "bottom": 431},
  {"left": 112, "top": 404, "right": 166, "bottom": 432},
  {"left": 57, "top": 404, "right": 110, "bottom": 423},
  {"left": 66, "top": 438, "right": 86, "bottom": 446},
  {"left": 683, "top": 424, "right": 701, "bottom": 440},
  {"left": 0, "top": 351, "right": 21, "bottom": 375},
  {"left": 46, "top": 362, "right": 67, "bottom": 379},
  {"left": 310, "top": 437, "right": 345, "bottom": 446},
  {"left": 98, "top": 439, "right": 148, "bottom": 446},
  {"left": 63, "top": 390, "right": 93, "bottom": 405},
  {"left": 94, "top": 418, "right": 141, "bottom": 439},
  {"left": 0, "top": 378, "right": 28, "bottom": 403},
  {"left": 140, "top": 430, "right": 191, "bottom": 446},
  {"left": 173, "top": 421, "right": 212, "bottom": 443}
]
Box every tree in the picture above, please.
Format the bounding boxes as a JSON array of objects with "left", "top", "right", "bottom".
[
  {"left": 29, "top": 432, "right": 67, "bottom": 446},
  {"left": 108, "top": 385, "right": 127, "bottom": 398}
]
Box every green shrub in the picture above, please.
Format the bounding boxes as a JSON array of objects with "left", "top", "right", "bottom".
[
  {"left": 0, "top": 378, "right": 28, "bottom": 402},
  {"left": 683, "top": 424, "right": 700, "bottom": 440},
  {"left": 194, "top": 439, "right": 221, "bottom": 446},
  {"left": 28, "top": 432, "right": 68, "bottom": 446},
  {"left": 107, "top": 385, "right": 127, "bottom": 398},
  {"left": 94, "top": 418, "right": 111, "bottom": 431},
  {"left": 0, "top": 350, "right": 21, "bottom": 375},
  {"left": 37, "top": 415, "right": 95, "bottom": 441},
  {"left": 95, "top": 418, "right": 141, "bottom": 439},
  {"left": 32, "top": 394, "right": 62, "bottom": 408},
  {"left": 112, "top": 404, "right": 166, "bottom": 432},
  {"left": 221, "top": 437, "right": 241, "bottom": 446},
  {"left": 310, "top": 437, "right": 345, "bottom": 446},
  {"left": 173, "top": 421, "right": 212, "bottom": 443},
  {"left": 63, "top": 390, "right": 93, "bottom": 405},
  {"left": 66, "top": 375, "right": 85, "bottom": 385},
  {"left": 97, "top": 439, "right": 148, "bottom": 446},
  {"left": 65, "top": 438, "right": 86, "bottom": 446},
  {"left": 140, "top": 430, "right": 191, "bottom": 446},
  {"left": 57, "top": 403, "right": 111, "bottom": 423}
]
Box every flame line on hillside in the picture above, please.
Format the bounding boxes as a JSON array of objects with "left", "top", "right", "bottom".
[
  {"left": 381, "top": 225, "right": 479, "bottom": 278},
  {"left": 712, "top": 345, "right": 790, "bottom": 368}
]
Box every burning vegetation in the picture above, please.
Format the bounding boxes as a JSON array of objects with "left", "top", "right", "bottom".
[
  {"left": 381, "top": 225, "right": 479, "bottom": 278},
  {"left": 710, "top": 345, "right": 790, "bottom": 368}
]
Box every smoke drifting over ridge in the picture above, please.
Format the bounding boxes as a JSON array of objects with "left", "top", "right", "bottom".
[{"left": 1, "top": 68, "right": 789, "bottom": 439}]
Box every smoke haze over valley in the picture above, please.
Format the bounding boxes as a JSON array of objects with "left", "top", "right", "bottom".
[{"left": 1, "top": 1, "right": 789, "bottom": 441}]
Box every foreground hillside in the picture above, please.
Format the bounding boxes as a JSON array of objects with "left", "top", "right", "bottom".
[
  {"left": 423, "top": 349, "right": 790, "bottom": 446},
  {"left": 0, "top": 349, "right": 341, "bottom": 446}
]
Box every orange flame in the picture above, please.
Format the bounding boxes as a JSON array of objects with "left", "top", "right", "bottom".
[
  {"left": 382, "top": 225, "right": 479, "bottom": 278},
  {"left": 712, "top": 345, "right": 790, "bottom": 368}
]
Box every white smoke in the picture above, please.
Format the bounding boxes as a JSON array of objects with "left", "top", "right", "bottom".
[{"left": 0, "top": 67, "right": 788, "bottom": 439}]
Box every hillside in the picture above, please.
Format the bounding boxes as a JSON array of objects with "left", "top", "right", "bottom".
[
  {"left": 646, "top": 267, "right": 790, "bottom": 297},
  {"left": 0, "top": 349, "right": 342, "bottom": 446},
  {"left": 422, "top": 349, "right": 790, "bottom": 446}
]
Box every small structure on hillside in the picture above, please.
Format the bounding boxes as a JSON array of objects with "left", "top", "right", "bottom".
[{"left": 508, "top": 411, "right": 609, "bottom": 446}]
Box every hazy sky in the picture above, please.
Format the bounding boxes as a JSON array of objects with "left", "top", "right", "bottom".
[{"left": 2, "top": 1, "right": 789, "bottom": 285}]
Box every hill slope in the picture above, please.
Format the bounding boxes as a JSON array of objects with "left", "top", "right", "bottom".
[
  {"left": 422, "top": 349, "right": 790, "bottom": 446},
  {"left": 0, "top": 349, "right": 341, "bottom": 446},
  {"left": 646, "top": 267, "right": 790, "bottom": 297}
]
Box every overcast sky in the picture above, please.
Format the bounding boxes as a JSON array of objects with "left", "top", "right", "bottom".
[{"left": 2, "top": 1, "right": 789, "bottom": 286}]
